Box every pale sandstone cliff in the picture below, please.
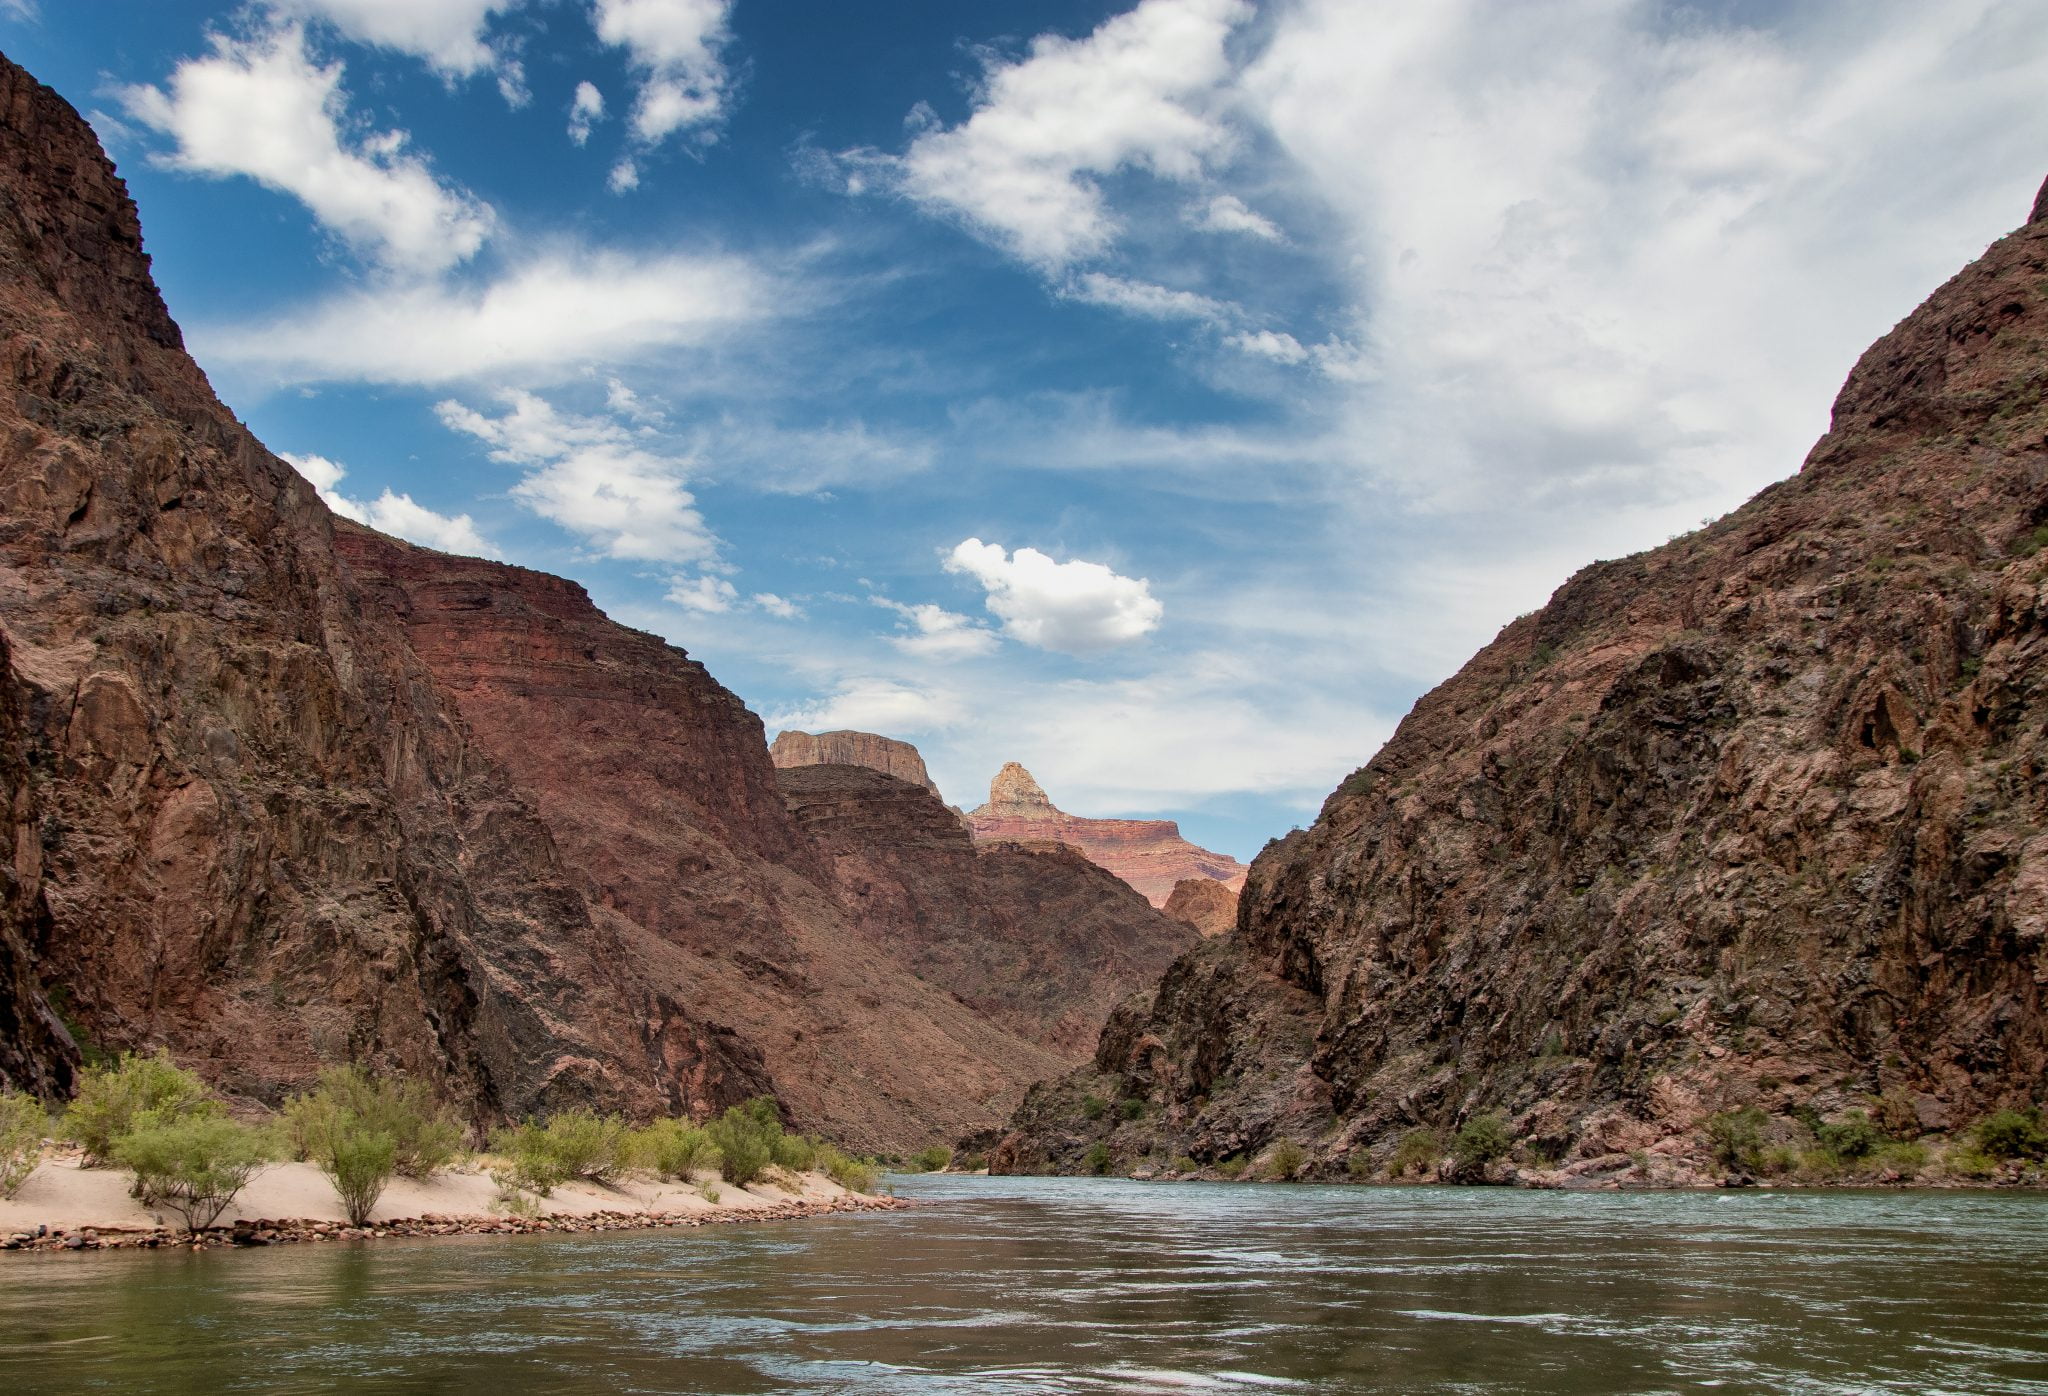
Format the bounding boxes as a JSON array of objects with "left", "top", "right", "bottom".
[
  {"left": 770, "top": 729, "right": 944, "bottom": 800},
  {"left": 996, "top": 176, "right": 2048, "bottom": 1181},
  {"left": 966, "top": 761, "right": 1247, "bottom": 906}
]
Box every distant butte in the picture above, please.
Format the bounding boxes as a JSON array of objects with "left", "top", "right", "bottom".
[
  {"left": 770, "top": 729, "right": 945, "bottom": 801},
  {"left": 965, "top": 761, "right": 1247, "bottom": 908}
]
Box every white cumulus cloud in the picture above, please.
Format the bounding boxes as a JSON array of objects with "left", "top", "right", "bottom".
[
  {"left": 845, "top": 0, "right": 1252, "bottom": 267},
  {"left": 593, "top": 0, "right": 735, "bottom": 154},
  {"left": 437, "top": 391, "right": 717, "bottom": 562},
  {"left": 199, "top": 248, "right": 763, "bottom": 385},
  {"left": 263, "top": 0, "right": 518, "bottom": 77},
  {"left": 568, "top": 80, "right": 606, "bottom": 144},
  {"left": 945, "top": 539, "right": 1163, "bottom": 653},
  {"left": 1189, "top": 192, "right": 1281, "bottom": 241},
  {"left": 667, "top": 574, "right": 737, "bottom": 612},
  {"left": 874, "top": 598, "right": 999, "bottom": 660},
  {"left": 281, "top": 451, "right": 498, "bottom": 557},
  {"left": 119, "top": 23, "right": 494, "bottom": 275}
]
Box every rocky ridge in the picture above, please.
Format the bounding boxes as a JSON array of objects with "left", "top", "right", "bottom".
[
  {"left": 771, "top": 728, "right": 945, "bottom": 801},
  {"left": 0, "top": 56, "right": 1176, "bottom": 1149},
  {"left": 994, "top": 176, "right": 2048, "bottom": 1183},
  {"left": 1163, "top": 877, "right": 1239, "bottom": 939},
  {"left": 966, "top": 761, "right": 1247, "bottom": 907}
]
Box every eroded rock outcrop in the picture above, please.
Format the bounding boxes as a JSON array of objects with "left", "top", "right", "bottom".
[
  {"left": 1163, "top": 877, "right": 1238, "bottom": 939},
  {"left": 966, "top": 762, "right": 1247, "bottom": 906},
  {"left": 778, "top": 763, "right": 1197, "bottom": 1056},
  {"left": 770, "top": 729, "right": 943, "bottom": 800},
  {"left": 996, "top": 176, "right": 2048, "bottom": 1180}
]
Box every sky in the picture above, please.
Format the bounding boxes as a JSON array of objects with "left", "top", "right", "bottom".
[{"left": 6, "top": 0, "right": 2048, "bottom": 860}]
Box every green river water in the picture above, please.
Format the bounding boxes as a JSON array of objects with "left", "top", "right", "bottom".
[{"left": 2, "top": 1174, "right": 2044, "bottom": 1393}]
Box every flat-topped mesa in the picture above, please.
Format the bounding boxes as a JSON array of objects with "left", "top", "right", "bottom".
[
  {"left": 770, "top": 729, "right": 943, "bottom": 801},
  {"left": 966, "top": 763, "right": 1247, "bottom": 908}
]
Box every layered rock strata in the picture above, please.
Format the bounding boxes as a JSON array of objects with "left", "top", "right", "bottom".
[
  {"left": 966, "top": 762, "right": 1247, "bottom": 906},
  {"left": 770, "top": 729, "right": 944, "bottom": 801},
  {"left": 995, "top": 177, "right": 2048, "bottom": 1180},
  {"left": 777, "top": 763, "right": 1196, "bottom": 1056}
]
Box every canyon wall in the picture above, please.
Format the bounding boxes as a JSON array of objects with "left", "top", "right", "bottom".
[
  {"left": 771, "top": 729, "right": 944, "bottom": 801},
  {"left": 996, "top": 177, "right": 2048, "bottom": 1180},
  {"left": 966, "top": 761, "right": 1246, "bottom": 906}
]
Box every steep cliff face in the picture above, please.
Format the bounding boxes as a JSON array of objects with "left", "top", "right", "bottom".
[
  {"left": 771, "top": 728, "right": 945, "bottom": 800},
  {"left": 1163, "top": 878, "right": 1238, "bottom": 939},
  {"left": 777, "top": 763, "right": 1197, "bottom": 1056},
  {"left": 966, "top": 762, "right": 1247, "bottom": 906},
  {"left": 0, "top": 56, "right": 1104, "bottom": 1149},
  {"left": 997, "top": 179, "right": 2048, "bottom": 1180}
]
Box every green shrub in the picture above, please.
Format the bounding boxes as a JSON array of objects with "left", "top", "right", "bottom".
[
  {"left": 906, "top": 1144, "right": 951, "bottom": 1173},
  {"left": 1172, "top": 1155, "right": 1200, "bottom": 1175},
  {"left": 487, "top": 1122, "right": 569, "bottom": 1197},
  {"left": 1265, "top": 1139, "right": 1306, "bottom": 1180},
  {"left": 1973, "top": 1107, "right": 2048, "bottom": 1161},
  {"left": 1084, "top": 1142, "right": 1112, "bottom": 1175},
  {"left": 322, "top": 1125, "right": 397, "bottom": 1227},
  {"left": 1344, "top": 1149, "right": 1373, "bottom": 1179},
  {"left": 284, "top": 1066, "right": 462, "bottom": 1181},
  {"left": 1118, "top": 1098, "right": 1146, "bottom": 1121},
  {"left": 1758, "top": 1144, "right": 1800, "bottom": 1177},
  {"left": 1815, "top": 1109, "right": 1883, "bottom": 1160},
  {"left": 1215, "top": 1154, "right": 1247, "bottom": 1180},
  {"left": 65, "top": 1050, "right": 219, "bottom": 1166},
  {"left": 1704, "top": 1106, "right": 1768, "bottom": 1171},
  {"left": 958, "top": 1151, "right": 987, "bottom": 1173},
  {"left": 1450, "top": 1113, "right": 1513, "bottom": 1181},
  {"left": 816, "top": 1144, "right": 878, "bottom": 1194},
  {"left": 1944, "top": 1142, "right": 1998, "bottom": 1180},
  {"left": 113, "top": 1113, "right": 272, "bottom": 1234},
  {"left": 488, "top": 1112, "right": 630, "bottom": 1196},
  {"left": 1872, "top": 1140, "right": 1928, "bottom": 1176},
  {"left": 638, "top": 1119, "right": 721, "bottom": 1180},
  {"left": 705, "top": 1099, "right": 780, "bottom": 1186},
  {"left": 771, "top": 1131, "right": 819, "bottom": 1174},
  {"left": 1389, "top": 1127, "right": 1443, "bottom": 1179},
  {"left": 0, "top": 1090, "right": 48, "bottom": 1199},
  {"left": 1081, "top": 1094, "right": 1107, "bottom": 1121}
]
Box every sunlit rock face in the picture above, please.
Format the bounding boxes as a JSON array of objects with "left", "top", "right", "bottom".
[
  {"left": 965, "top": 762, "right": 1248, "bottom": 907},
  {"left": 995, "top": 175, "right": 2048, "bottom": 1180},
  {"left": 770, "top": 729, "right": 945, "bottom": 801},
  {"left": 1163, "top": 878, "right": 1239, "bottom": 939}
]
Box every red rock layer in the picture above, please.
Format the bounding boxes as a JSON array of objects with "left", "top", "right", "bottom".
[
  {"left": 770, "top": 729, "right": 944, "bottom": 801},
  {"left": 998, "top": 176, "right": 2048, "bottom": 1179},
  {"left": 1162, "top": 878, "right": 1238, "bottom": 939},
  {"left": 965, "top": 762, "right": 1246, "bottom": 906},
  {"left": 776, "top": 763, "right": 1196, "bottom": 1056}
]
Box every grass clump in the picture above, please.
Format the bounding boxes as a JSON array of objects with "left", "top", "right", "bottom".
[
  {"left": 64, "top": 1050, "right": 218, "bottom": 1166},
  {"left": 113, "top": 1113, "right": 273, "bottom": 1234},
  {"left": 1388, "top": 1128, "right": 1443, "bottom": 1179},
  {"left": 1265, "top": 1139, "right": 1306, "bottom": 1181},
  {"left": 0, "top": 1090, "right": 48, "bottom": 1199},
  {"left": 637, "top": 1118, "right": 721, "bottom": 1180},
  {"left": 1450, "top": 1113, "right": 1513, "bottom": 1182}
]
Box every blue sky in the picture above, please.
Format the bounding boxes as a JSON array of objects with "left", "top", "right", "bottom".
[{"left": 6, "top": 0, "right": 2047, "bottom": 859}]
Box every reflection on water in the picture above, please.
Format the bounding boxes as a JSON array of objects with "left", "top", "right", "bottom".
[{"left": 3, "top": 1175, "right": 2047, "bottom": 1393}]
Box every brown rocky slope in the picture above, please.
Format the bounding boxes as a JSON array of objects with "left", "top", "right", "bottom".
[
  {"left": 777, "top": 762, "right": 1196, "bottom": 1057},
  {"left": 0, "top": 55, "right": 1171, "bottom": 1149},
  {"left": 994, "top": 177, "right": 2048, "bottom": 1181},
  {"left": 967, "top": 761, "right": 1246, "bottom": 906}
]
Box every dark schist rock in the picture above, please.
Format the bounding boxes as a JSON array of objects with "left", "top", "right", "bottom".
[{"left": 995, "top": 176, "right": 2048, "bottom": 1180}]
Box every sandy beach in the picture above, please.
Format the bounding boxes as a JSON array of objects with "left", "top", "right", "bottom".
[{"left": 0, "top": 1150, "right": 896, "bottom": 1249}]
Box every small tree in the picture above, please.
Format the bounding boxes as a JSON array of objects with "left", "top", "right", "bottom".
[
  {"left": 284, "top": 1065, "right": 461, "bottom": 1180},
  {"left": 113, "top": 1113, "right": 272, "bottom": 1234},
  {"left": 0, "top": 1090, "right": 48, "bottom": 1199},
  {"left": 1450, "top": 1113, "right": 1513, "bottom": 1182},
  {"left": 64, "top": 1050, "right": 218, "bottom": 1166},
  {"left": 325, "top": 1127, "right": 398, "bottom": 1228}
]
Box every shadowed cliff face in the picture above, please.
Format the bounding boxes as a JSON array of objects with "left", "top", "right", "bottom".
[
  {"left": 966, "top": 761, "right": 1247, "bottom": 907},
  {"left": 0, "top": 56, "right": 1161, "bottom": 1147},
  {"left": 997, "top": 178, "right": 2048, "bottom": 1179},
  {"left": 777, "top": 763, "right": 1197, "bottom": 1057}
]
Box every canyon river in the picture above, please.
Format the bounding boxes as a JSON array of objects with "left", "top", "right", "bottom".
[{"left": 2, "top": 1174, "right": 2044, "bottom": 1393}]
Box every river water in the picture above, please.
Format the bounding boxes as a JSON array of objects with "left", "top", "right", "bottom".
[{"left": 2, "top": 1174, "right": 2045, "bottom": 1393}]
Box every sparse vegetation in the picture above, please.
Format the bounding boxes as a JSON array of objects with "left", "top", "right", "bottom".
[
  {"left": 636, "top": 1118, "right": 721, "bottom": 1180},
  {"left": 1084, "top": 1141, "right": 1113, "bottom": 1175},
  {"left": 113, "top": 1114, "right": 273, "bottom": 1234},
  {"left": 1705, "top": 1106, "right": 1769, "bottom": 1171},
  {"left": 1265, "top": 1139, "right": 1306, "bottom": 1180},
  {"left": 0, "top": 1090, "right": 48, "bottom": 1199},
  {"left": 1080, "top": 1094, "right": 1108, "bottom": 1120},
  {"left": 64, "top": 1050, "right": 219, "bottom": 1167},
  {"left": 1450, "top": 1113, "right": 1513, "bottom": 1181},
  {"left": 1389, "top": 1127, "right": 1443, "bottom": 1179},
  {"left": 1972, "top": 1107, "right": 2048, "bottom": 1161},
  {"left": 1118, "top": 1097, "right": 1146, "bottom": 1121}
]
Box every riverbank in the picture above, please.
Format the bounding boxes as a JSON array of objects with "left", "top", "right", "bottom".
[{"left": 1, "top": 1153, "right": 903, "bottom": 1252}]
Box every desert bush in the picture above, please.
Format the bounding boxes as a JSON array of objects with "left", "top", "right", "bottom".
[
  {"left": 113, "top": 1113, "right": 272, "bottom": 1234},
  {"left": 1084, "top": 1141, "right": 1113, "bottom": 1175},
  {"left": 323, "top": 1125, "right": 397, "bottom": 1227},
  {"left": 1389, "top": 1128, "right": 1443, "bottom": 1179},
  {"left": 284, "top": 1066, "right": 460, "bottom": 1180},
  {"left": 1081, "top": 1094, "right": 1108, "bottom": 1121},
  {"left": 958, "top": 1151, "right": 987, "bottom": 1173},
  {"left": 1943, "top": 1141, "right": 1998, "bottom": 1180},
  {"left": 1265, "top": 1139, "right": 1306, "bottom": 1180},
  {"left": 491, "top": 1109, "right": 632, "bottom": 1194},
  {"left": 772, "top": 1131, "right": 819, "bottom": 1173},
  {"left": 1215, "top": 1154, "right": 1247, "bottom": 1180},
  {"left": 1118, "top": 1098, "right": 1146, "bottom": 1121},
  {"left": 1704, "top": 1106, "right": 1768, "bottom": 1171},
  {"left": 1344, "top": 1149, "right": 1373, "bottom": 1179},
  {"left": 1973, "top": 1107, "right": 2048, "bottom": 1161},
  {"left": 1814, "top": 1109, "right": 1883, "bottom": 1161},
  {"left": 65, "top": 1050, "right": 218, "bottom": 1166},
  {"left": 638, "top": 1119, "right": 721, "bottom": 1180},
  {"left": 0, "top": 1090, "right": 48, "bottom": 1199},
  {"left": 1870, "top": 1089, "right": 1920, "bottom": 1138},
  {"left": 1450, "top": 1114, "right": 1513, "bottom": 1181},
  {"left": 488, "top": 1123, "right": 570, "bottom": 1197},
  {"left": 1872, "top": 1140, "right": 1928, "bottom": 1176},
  {"left": 1757, "top": 1144, "right": 1800, "bottom": 1177},
  {"left": 706, "top": 1099, "right": 780, "bottom": 1186},
  {"left": 906, "top": 1144, "right": 950, "bottom": 1173},
  {"left": 816, "top": 1144, "right": 878, "bottom": 1194}
]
